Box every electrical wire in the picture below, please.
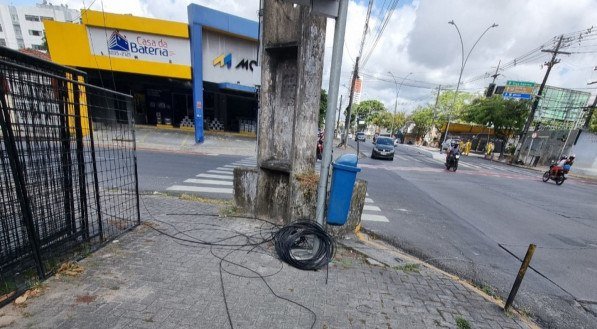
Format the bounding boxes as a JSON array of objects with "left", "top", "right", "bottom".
[
  {"left": 273, "top": 221, "right": 335, "bottom": 271},
  {"left": 137, "top": 196, "right": 322, "bottom": 328}
]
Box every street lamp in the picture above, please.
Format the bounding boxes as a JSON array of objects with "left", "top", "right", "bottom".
[
  {"left": 442, "top": 20, "right": 498, "bottom": 145},
  {"left": 388, "top": 71, "right": 412, "bottom": 138}
]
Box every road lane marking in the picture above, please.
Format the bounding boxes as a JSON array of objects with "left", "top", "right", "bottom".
[
  {"left": 216, "top": 167, "right": 234, "bottom": 171},
  {"left": 363, "top": 205, "right": 381, "bottom": 211},
  {"left": 184, "top": 179, "right": 233, "bottom": 186},
  {"left": 166, "top": 185, "right": 232, "bottom": 194},
  {"left": 365, "top": 198, "right": 374, "bottom": 203},
  {"left": 208, "top": 170, "right": 234, "bottom": 175},
  {"left": 224, "top": 165, "right": 238, "bottom": 168},
  {"left": 196, "top": 174, "right": 233, "bottom": 180},
  {"left": 361, "top": 214, "right": 389, "bottom": 222}
]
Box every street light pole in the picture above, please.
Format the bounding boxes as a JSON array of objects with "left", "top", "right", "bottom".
[
  {"left": 442, "top": 21, "right": 498, "bottom": 145},
  {"left": 388, "top": 71, "right": 412, "bottom": 137}
]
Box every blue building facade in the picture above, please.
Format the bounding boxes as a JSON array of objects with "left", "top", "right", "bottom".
[{"left": 187, "top": 4, "right": 260, "bottom": 143}]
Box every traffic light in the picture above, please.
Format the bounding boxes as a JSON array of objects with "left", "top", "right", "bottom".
[{"left": 485, "top": 83, "right": 496, "bottom": 97}]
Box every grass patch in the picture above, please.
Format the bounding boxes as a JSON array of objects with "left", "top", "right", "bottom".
[
  {"left": 0, "top": 279, "right": 17, "bottom": 296},
  {"left": 455, "top": 317, "right": 471, "bottom": 329},
  {"left": 394, "top": 263, "right": 420, "bottom": 273},
  {"left": 480, "top": 284, "right": 495, "bottom": 297},
  {"left": 219, "top": 205, "right": 241, "bottom": 217}
]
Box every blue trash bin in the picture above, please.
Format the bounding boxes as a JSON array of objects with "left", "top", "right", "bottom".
[{"left": 327, "top": 154, "right": 361, "bottom": 226}]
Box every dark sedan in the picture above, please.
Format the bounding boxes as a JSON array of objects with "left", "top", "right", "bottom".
[{"left": 371, "top": 137, "right": 395, "bottom": 160}]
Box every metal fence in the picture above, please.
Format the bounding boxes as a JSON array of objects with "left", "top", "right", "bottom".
[{"left": 0, "top": 47, "right": 139, "bottom": 287}]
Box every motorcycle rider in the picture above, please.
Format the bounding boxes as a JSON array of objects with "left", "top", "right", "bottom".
[
  {"left": 550, "top": 155, "right": 569, "bottom": 176},
  {"left": 446, "top": 141, "right": 460, "bottom": 165}
]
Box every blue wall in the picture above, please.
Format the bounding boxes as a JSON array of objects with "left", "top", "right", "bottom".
[{"left": 187, "top": 4, "right": 259, "bottom": 143}]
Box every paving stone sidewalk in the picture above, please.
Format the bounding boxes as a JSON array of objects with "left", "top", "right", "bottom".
[{"left": 0, "top": 196, "right": 533, "bottom": 329}]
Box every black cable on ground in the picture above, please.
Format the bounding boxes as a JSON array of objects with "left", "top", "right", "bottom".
[{"left": 274, "top": 221, "right": 335, "bottom": 271}]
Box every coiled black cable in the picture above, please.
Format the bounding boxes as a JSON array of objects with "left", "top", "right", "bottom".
[{"left": 274, "top": 221, "right": 335, "bottom": 271}]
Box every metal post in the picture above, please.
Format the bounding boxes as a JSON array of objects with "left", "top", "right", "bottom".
[
  {"left": 505, "top": 244, "right": 536, "bottom": 311},
  {"left": 526, "top": 137, "right": 534, "bottom": 166},
  {"left": 315, "top": 0, "right": 348, "bottom": 225}
]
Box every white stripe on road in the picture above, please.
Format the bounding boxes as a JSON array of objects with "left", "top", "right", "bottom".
[
  {"left": 363, "top": 205, "right": 381, "bottom": 211},
  {"left": 361, "top": 213, "right": 389, "bottom": 222},
  {"left": 216, "top": 167, "right": 234, "bottom": 171},
  {"left": 224, "top": 165, "right": 238, "bottom": 168},
  {"left": 365, "top": 198, "right": 374, "bottom": 203},
  {"left": 184, "top": 179, "right": 233, "bottom": 186},
  {"left": 196, "top": 174, "right": 233, "bottom": 180},
  {"left": 166, "top": 185, "right": 233, "bottom": 194},
  {"left": 208, "top": 170, "right": 234, "bottom": 175}
]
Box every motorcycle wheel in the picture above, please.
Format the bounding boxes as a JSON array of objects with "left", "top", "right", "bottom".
[
  {"left": 452, "top": 164, "right": 458, "bottom": 172},
  {"left": 556, "top": 176, "right": 565, "bottom": 185},
  {"left": 542, "top": 171, "right": 550, "bottom": 182}
]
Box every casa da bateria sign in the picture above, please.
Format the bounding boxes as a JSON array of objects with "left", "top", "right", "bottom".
[
  {"left": 87, "top": 27, "right": 191, "bottom": 66},
  {"left": 202, "top": 29, "right": 260, "bottom": 87}
]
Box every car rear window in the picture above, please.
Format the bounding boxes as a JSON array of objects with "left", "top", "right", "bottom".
[{"left": 377, "top": 138, "right": 393, "bottom": 145}]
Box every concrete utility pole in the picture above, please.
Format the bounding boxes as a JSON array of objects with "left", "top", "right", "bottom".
[
  {"left": 341, "top": 58, "right": 359, "bottom": 146},
  {"left": 491, "top": 60, "right": 501, "bottom": 84},
  {"left": 430, "top": 84, "right": 441, "bottom": 136},
  {"left": 584, "top": 66, "right": 597, "bottom": 128},
  {"left": 515, "top": 35, "right": 570, "bottom": 162},
  {"left": 234, "top": 0, "right": 327, "bottom": 222},
  {"left": 388, "top": 71, "right": 412, "bottom": 136}
]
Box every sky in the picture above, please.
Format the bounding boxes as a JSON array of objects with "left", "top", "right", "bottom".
[{"left": 6, "top": 0, "right": 597, "bottom": 114}]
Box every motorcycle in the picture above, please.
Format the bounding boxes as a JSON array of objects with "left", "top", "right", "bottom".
[
  {"left": 445, "top": 153, "right": 459, "bottom": 172},
  {"left": 542, "top": 164, "right": 568, "bottom": 185}
]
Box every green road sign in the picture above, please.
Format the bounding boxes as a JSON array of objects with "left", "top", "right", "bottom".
[{"left": 506, "top": 80, "right": 535, "bottom": 87}]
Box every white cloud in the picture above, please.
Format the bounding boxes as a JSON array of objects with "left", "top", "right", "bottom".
[{"left": 54, "top": 0, "right": 597, "bottom": 114}]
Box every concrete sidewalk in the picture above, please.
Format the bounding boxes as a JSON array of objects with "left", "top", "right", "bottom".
[
  {"left": 0, "top": 195, "right": 535, "bottom": 329},
  {"left": 130, "top": 125, "right": 257, "bottom": 156}
]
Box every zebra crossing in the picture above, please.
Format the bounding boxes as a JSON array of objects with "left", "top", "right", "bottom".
[
  {"left": 166, "top": 157, "right": 257, "bottom": 196},
  {"left": 360, "top": 194, "right": 389, "bottom": 223}
]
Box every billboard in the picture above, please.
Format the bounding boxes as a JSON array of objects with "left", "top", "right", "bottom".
[
  {"left": 201, "top": 29, "right": 260, "bottom": 87},
  {"left": 87, "top": 27, "right": 191, "bottom": 66}
]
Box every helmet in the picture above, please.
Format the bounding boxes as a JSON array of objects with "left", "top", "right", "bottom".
[
  {"left": 560, "top": 155, "right": 567, "bottom": 160},
  {"left": 569, "top": 154, "right": 575, "bottom": 160}
]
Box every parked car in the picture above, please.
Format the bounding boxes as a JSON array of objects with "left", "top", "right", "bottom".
[
  {"left": 371, "top": 137, "right": 395, "bottom": 160},
  {"left": 441, "top": 138, "right": 461, "bottom": 153},
  {"left": 355, "top": 132, "right": 366, "bottom": 142}
]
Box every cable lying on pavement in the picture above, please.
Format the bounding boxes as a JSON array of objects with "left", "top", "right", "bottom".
[{"left": 274, "top": 221, "right": 335, "bottom": 271}]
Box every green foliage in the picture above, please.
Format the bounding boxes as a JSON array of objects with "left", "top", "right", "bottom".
[
  {"left": 370, "top": 111, "right": 407, "bottom": 131},
  {"left": 353, "top": 100, "right": 387, "bottom": 125},
  {"left": 589, "top": 109, "right": 597, "bottom": 133},
  {"left": 409, "top": 106, "right": 435, "bottom": 138},
  {"left": 462, "top": 96, "right": 530, "bottom": 139},
  {"left": 455, "top": 317, "right": 471, "bottom": 329},
  {"left": 435, "top": 90, "right": 475, "bottom": 123},
  {"left": 319, "top": 89, "right": 328, "bottom": 128}
]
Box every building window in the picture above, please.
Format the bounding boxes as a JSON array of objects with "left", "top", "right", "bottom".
[
  {"left": 29, "top": 30, "right": 42, "bottom": 36},
  {"left": 32, "top": 44, "right": 46, "bottom": 51},
  {"left": 25, "top": 15, "right": 40, "bottom": 22},
  {"left": 0, "top": 39, "right": 6, "bottom": 47}
]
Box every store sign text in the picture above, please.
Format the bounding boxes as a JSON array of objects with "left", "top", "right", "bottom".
[
  {"left": 213, "top": 53, "right": 258, "bottom": 72},
  {"left": 108, "top": 30, "right": 174, "bottom": 58}
]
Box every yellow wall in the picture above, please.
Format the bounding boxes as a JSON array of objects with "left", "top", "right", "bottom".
[{"left": 45, "top": 10, "right": 191, "bottom": 80}]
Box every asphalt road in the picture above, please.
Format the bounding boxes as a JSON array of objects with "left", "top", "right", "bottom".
[
  {"left": 349, "top": 139, "right": 597, "bottom": 328},
  {"left": 136, "top": 149, "right": 253, "bottom": 199}
]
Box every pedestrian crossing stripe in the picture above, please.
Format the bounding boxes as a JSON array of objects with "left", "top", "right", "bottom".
[
  {"left": 208, "top": 170, "right": 234, "bottom": 175},
  {"left": 361, "top": 213, "right": 389, "bottom": 222},
  {"left": 363, "top": 205, "right": 381, "bottom": 211},
  {"left": 196, "top": 174, "right": 233, "bottom": 180},
  {"left": 184, "top": 179, "right": 233, "bottom": 186},
  {"left": 166, "top": 185, "right": 232, "bottom": 194}
]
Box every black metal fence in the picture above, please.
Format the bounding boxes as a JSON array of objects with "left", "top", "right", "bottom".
[{"left": 0, "top": 47, "right": 139, "bottom": 287}]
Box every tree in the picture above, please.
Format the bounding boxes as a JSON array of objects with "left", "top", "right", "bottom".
[
  {"left": 462, "top": 96, "right": 530, "bottom": 153},
  {"left": 588, "top": 110, "right": 597, "bottom": 133},
  {"left": 409, "top": 106, "right": 434, "bottom": 138},
  {"left": 319, "top": 89, "right": 328, "bottom": 128},
  {"left": 435, "top": 90, "right": 474, "bottom": 124},
  {"left": 371, "top": 111, "right": 407, "bottom": 132},
  {"left": 353, "top": 100, "right": 386, "bottom": 125}
]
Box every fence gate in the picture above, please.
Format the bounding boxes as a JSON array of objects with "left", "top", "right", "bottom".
[{"left": 0, "top": 47, "right": 139, "bottom": 288}]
